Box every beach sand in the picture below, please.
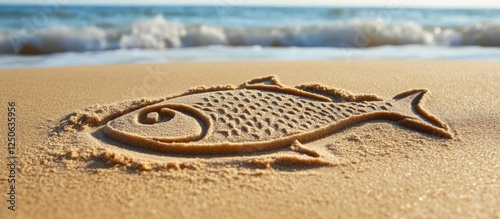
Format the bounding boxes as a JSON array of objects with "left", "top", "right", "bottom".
[{"left": 0, "top": 61, "right": 498, "bottom": 218}]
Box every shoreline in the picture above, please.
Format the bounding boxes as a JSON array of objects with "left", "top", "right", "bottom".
[{"left": 2, "top": 46, "right": 500, "bottom": 69}]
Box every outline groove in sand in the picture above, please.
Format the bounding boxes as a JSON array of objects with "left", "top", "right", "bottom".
[{"left": 103, "top": 75, "right": 452, "bottom": 155}]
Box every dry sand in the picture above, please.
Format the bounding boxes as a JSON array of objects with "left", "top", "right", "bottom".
[{"left": 0, "top": 61, "right": 498, "bottom": 218}]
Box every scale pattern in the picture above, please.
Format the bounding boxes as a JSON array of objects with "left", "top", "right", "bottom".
[{"left": 191, "top": 90, "right": 394, "bottom": 142}]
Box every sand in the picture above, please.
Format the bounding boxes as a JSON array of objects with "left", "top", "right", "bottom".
[{"left": 0, "top": 61, "right": 498, "bottom": 218}]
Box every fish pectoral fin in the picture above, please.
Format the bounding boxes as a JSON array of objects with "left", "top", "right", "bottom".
[
  {"left": 249, "top": 154, "right": 333, "bottom": 168},
  {"left": 289, "top": 140, "right": 321, "bottom": 158}
]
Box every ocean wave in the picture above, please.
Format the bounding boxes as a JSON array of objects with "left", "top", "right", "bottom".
[{"left": 1, "top": 16, "right": 500, "bottom": 55}]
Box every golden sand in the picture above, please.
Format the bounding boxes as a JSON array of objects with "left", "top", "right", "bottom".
[{"left": 0, "top": 61, "right": 498, "bottom": 218}]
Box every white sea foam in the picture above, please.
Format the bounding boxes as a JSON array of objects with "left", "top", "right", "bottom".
[{"left": 1, "top": 16, "right": 500, "bottom": 55}]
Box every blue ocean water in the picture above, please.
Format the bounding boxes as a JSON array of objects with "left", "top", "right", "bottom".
[{"left": 1, "top": 5, "right": 500, "bottom": 68}]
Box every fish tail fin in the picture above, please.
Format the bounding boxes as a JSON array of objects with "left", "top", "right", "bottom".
[{"left": 392, "top": 89, "right": 453, "bottom": 139}]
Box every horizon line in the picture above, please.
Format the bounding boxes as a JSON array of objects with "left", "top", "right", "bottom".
[{"left": 1, "top": 2, "right": 500, "bottom": 10}]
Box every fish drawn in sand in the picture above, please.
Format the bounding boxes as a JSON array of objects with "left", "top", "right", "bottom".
[{"left": 104, "top": 75, "right": 452, "bottom": 155}]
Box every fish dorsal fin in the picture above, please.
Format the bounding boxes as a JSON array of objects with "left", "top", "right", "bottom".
[
  {"left": 295, "top": 84, "right": 383, "bottom": 102},
  {"left": 241, "top": 75, "right": 331, "bottom": 102},
  {"left": 244, "top": 75, "right": 284, "bottom": 87}
]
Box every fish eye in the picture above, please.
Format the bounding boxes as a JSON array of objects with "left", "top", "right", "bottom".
[{"left": 139, "top": 107, "right": 175, "bottom": 124}]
